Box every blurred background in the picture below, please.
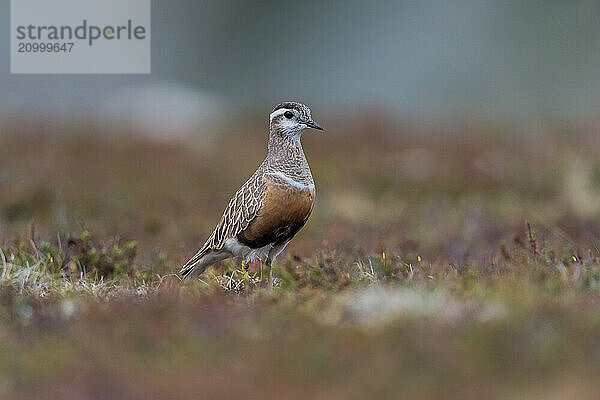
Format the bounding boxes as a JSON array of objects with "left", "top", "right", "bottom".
[
  {"left": 1, "top": 0, "right": 600, "bottom": 258},
  {"left": 3, "top": 0, "right": 600, "bottom": 130},
  {"left": 2, "top": 0, "right": 600, "bottom": 263}
]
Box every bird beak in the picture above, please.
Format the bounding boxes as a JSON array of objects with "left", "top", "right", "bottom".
[{"left": 305, "top": 120, "right": 324, "bottom": 131}]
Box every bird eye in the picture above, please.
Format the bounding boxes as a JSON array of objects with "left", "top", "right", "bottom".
[{"left": 284, "top": 111, "right": 294, "bottom": 119}]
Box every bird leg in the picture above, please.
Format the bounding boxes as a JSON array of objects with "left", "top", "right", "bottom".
[
  {"left": 265, "top": 257, "right": 273, "bottom": 289},
  {"left": 241, "top": 260, "right": 250, "bottom": 283}
]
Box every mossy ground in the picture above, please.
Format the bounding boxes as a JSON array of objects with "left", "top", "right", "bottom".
[{"left": 1, "top": 118, "right": 600, "bottom": 399}]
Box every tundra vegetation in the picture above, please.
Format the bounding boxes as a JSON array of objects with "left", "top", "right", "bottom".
[{"left": 1, "top": 116, "right": 600, "bottom": 399}]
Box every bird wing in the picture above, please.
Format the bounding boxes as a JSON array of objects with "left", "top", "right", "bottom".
[
  {"left": 180, "top": 171, "right": 266, "bottom": 276},
  {"left": 207, "top": 170, "right": 267, "bottom": 250}
]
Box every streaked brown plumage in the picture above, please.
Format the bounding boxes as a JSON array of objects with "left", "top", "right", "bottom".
[{"left": 180, "top": 102, "right": 323, "bottom": 282}]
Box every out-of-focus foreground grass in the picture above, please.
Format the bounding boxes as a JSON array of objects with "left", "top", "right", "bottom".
[{"left": 1, "top": 115, "right": 600, "bottom": 399}]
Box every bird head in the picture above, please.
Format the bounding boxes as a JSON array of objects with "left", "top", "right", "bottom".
[{"left": 269, "top": 101, "right": 323, "bottom": 138}]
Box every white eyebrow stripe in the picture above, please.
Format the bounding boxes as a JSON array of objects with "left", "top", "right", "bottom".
[
  {"left": 266, "top": 171, "right": 315, "bottom": 191},
  {"left": 269, "top": 108, "right": 290, "bottom": 121}
]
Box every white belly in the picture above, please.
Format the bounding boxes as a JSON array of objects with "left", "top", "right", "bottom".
[{"left": 224, "top": 238, "right": 273, "bottom": 263}]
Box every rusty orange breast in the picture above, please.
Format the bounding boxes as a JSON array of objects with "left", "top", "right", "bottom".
[{"left": 237, "top": 184, "right": 315, "bottom": 248}]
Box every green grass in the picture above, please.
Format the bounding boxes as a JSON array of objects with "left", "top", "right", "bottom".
[{"left": 1, "top": 120, "right": 600, "bottom": 399}]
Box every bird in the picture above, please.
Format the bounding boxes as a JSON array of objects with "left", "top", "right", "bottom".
[{"left": 180, "top": 101, "right": 323, "bottom": 285}]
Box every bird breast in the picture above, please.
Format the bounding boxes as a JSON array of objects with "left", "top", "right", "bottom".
[{"left": 236, "top": 183, "right": 315, "bottom": 248}]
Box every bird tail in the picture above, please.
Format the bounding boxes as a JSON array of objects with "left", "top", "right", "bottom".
[{"left": 180, "top": 245, "right": 228, "bottom": 280}]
